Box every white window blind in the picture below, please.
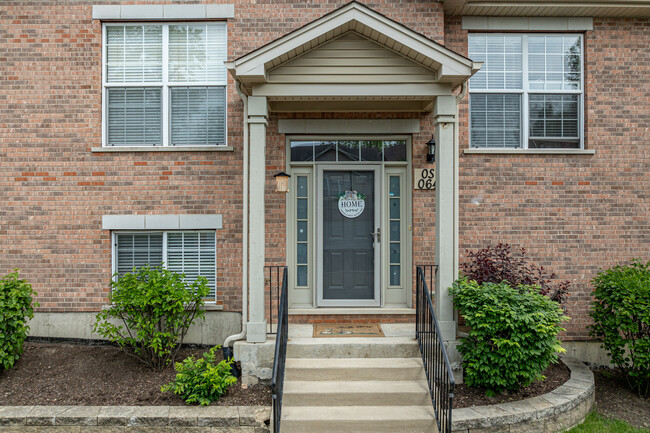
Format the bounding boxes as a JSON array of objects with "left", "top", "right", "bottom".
[
  {"left": 103, "top": 23, "right": 227, "bottom": 147},
  {"left": 167, "top": 232, "right": 216, "bottom": 299},
  {"left": 116, "top": 233, "right": 163, "bottom": 275},
  {"left": 170, "top": 87, "right": 226, "bottom": 146},
  {"left": 114, "top": 231, "right": 216, "bottom": 301},
  {"left": 468, "top": 34, "right": 582, "bottom": 149}
]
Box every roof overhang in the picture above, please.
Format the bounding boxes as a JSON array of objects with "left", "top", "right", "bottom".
[
  {"left": 443, "top": 0, "right": 650, "bottom": 18},
  {"left": 226, "top": 1, "right": 481, "bottom": 112}
]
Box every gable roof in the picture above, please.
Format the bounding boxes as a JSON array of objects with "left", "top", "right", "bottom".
[{"left": 227, "top": 1, "right": 481, "bottom": 98}]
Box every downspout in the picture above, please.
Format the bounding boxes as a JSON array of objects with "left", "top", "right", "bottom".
[
  {"left": 223, "top": 81, "right": 249, "bottom": 372},
  {"left": 453, "top": 81, "right": 466, "bottom": 326}
]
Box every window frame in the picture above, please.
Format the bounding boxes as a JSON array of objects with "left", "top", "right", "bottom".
[
  {"left": 468, "top": 33, "right": 584, "bottom": 150},
  {"left": 111, "top": 230, "right": 218, "bottom": 303},
  {"left": 101, "top": 22, "right": 228, "bottom": 148}
]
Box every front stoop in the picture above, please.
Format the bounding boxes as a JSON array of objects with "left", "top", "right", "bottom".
[{"left": 280, "top": 329, "right": 439, "bottom": 433}]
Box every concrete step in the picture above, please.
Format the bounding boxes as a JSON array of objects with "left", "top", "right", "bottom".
[
  {"left": 281, "top": 405, "right": 438, "bottom": 433},
  {"left": 285, "top": 357, "right": 426, "bottom": 381},
  {"left": 286, "top": 336, "right": 420, "bottom": 358},
  {"left": 283, "top": 379, "right": 431, "bottom": 406}
]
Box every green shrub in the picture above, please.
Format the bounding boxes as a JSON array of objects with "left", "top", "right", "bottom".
[
  {"left": 93, "top": 266, "right": 210, "bottom": 370},
  {"left": 0, "top": 271, "right": 38, "bottom": 370},
  {"left": 161, "top": 346, "right": 237, "bottom": 406},
  {"left": 451, "top": 278, "right": 569, "bottom": 394},
  {"left": 589, "top": 259, "right": 650, "bottom": 397}
]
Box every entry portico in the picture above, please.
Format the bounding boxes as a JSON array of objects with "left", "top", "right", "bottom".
[{"left": 226, "top": 1, "right": 481, "bottom": 343}]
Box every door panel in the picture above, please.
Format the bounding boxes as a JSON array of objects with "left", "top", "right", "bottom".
[{"left": 322, "top": 170, "right": 376, "bottom": 301}]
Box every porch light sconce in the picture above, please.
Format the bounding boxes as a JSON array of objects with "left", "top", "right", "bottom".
[
  {"left": 274, "top": 172, "right": 291, "bottom": 193},
  {"left": 426, "top": 135, "right": 436, "bottom": 164}
]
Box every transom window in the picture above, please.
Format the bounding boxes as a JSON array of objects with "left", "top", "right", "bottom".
[
  {"left": 113, "top": 231, "right": 217, "bottom": 300},
  {"left": 468, "top": 34, "right": 583, "bottom": 149},
  {"left": 290, "top": 140, "right": 407, "bottom": 162},
  {"left": 103, "top": 23, "right": 227, "bottom": 147}
]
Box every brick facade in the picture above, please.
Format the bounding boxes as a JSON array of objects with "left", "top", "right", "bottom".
[{"left": 1, "top": 1, "right": 648, "bottom": 339}]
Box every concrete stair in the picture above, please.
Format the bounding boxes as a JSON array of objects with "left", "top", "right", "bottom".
[{"left": 280, "top": 334, "right": 438, "bottom": 433}]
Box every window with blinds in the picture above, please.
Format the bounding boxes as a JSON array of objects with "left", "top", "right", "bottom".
[
  {"left": 468, "top": 34, "right": 583, "bottom": 149},
  {"left": 104, "top": 23, "right": 227, "bottom": 147},
  {"left": 114, "top": 232, "right": 217, "bottom": 300}
]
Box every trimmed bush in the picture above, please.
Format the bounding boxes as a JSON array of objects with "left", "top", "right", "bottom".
[
  {"left": 451, "top": 278, "right": 569, "bottom": 394},
  {"left": 589, "top": 259, "right": 650, "bottom": 397},
  {"left": 161, "top": 346, "right": 237, "bottom": 406},
  {"left": 0, "top": 271, "right": 38, "bottom": 370},
  {"left": 93, "top": 266, "right": 210, "bottom": 370},
  {"left": 460, "top": 243, "right": 570, "bottom": 305}
]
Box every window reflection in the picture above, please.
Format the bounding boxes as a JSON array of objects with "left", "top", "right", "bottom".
[{"left": 290, "top": 140, "right": 406, "bottom": 162}]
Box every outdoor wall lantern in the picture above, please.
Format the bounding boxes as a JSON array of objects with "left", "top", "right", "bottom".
[
  {"left": 274, "top": 172, "right": 291, "bottom": 193},
  {"left": 426, "top": 135, "right": 436, "bottom": 164}
]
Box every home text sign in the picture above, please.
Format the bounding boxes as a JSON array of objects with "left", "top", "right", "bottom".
[
  {"left": 338, "top": 191, "right": 366, "bottom": 218},
  {"left": 414, "top": 168, "right": 436, "bottom": 190}
]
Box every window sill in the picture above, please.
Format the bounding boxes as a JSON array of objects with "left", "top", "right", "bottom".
[
  {"left": 92, "top": 146, "right": 234, "bottom": 153},
  {"left": 201, "top": 304, "right": 224, "bottom": 311},
  {"left": 464, "top": 149, "right": 595, "bottom": 155}
]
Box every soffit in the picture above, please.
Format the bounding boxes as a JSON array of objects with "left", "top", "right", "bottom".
[{"left": 443, "top": 0, "right": 650, "bottom": 17}]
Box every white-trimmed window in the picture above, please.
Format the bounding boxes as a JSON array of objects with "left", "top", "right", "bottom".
[
  {"left": 113, "top": 231, "right": 217, "bottom": 300},
  {"left": 103, "top": 23, "right": 227, "bottom": 147},
  {"left": 468, "top": 34, "right": 583, "bottom": 149}
]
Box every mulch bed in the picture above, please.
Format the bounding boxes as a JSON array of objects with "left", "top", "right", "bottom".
[
  {"left": 453, "top": 361, "right": 571, "bottom": 408},
  {"left": 0, "top": 342, "right": 271, "bottom": 406},
  {"left": 593, "top": 369, "right": 650, "bottom": 430}
]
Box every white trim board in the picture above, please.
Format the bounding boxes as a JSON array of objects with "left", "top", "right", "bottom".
[
  {"left": 278, "top": 119, "right": 420, "bottom": 134},
  {"left": 102, "top": 214, "right": 223, "bottom": 230},
  {"left": 462, "top": 17, "right": 593, "bottom": 31}
]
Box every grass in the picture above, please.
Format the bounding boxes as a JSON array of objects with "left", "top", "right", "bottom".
[{"left": 568, "top": 413, "right": 650, "bottom": 433}]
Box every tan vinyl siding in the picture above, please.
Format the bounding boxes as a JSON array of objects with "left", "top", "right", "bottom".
[{"left": 268, "top": 33, "right": 437, "bottom": 84}]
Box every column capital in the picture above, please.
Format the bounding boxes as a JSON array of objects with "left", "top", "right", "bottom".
[
  {"left": 248, "top": 96, "right": 268, "bottom": 119},
  {"left": 434, "top": 95, "right": 457, "bottom": 125}
]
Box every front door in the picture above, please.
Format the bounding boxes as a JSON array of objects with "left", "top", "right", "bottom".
[{"left": 317, "top": 166, "right": 381, "bottom": 306}]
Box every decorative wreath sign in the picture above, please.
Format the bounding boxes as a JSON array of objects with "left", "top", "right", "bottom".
[{"left": 337, "top": 190, "right": 366, "bottom": 219}]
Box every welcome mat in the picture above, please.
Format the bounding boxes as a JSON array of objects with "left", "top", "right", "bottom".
[{"left": 313, "top": 323, "right": 384, "bottom": 338}]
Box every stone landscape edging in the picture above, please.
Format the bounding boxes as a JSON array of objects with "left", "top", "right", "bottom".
[
  {"left": 0, "top": 405, "right": 270, "bottom": 432},
  {"left": 451, "top": 356, "right": 595, "bottom": 433}
]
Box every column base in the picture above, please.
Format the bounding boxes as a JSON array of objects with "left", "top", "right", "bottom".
[
  {"left": 246, "top": 321, "right": 268, "bottom": 343},
  {"left": 438, "top": 320, "right": 457, "bottom": 342}
]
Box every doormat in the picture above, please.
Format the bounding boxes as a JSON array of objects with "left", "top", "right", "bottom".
[{"left": 313, "top": 323, "right": 384, "bottom": 338}]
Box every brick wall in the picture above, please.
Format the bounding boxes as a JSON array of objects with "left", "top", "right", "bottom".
[
  {"left": 445, "top": 16, "right": 650, "bottom": 338},
  {"left": 0, "top": 0, "right": 445, "bottom": 314}
]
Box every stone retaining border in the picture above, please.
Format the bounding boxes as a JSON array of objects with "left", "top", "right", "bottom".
[
  {"left": 452, "top": 356, "right": 595, "bottom": 433},
  {"left": 0, "top": 405, "right": 270, "bottom": 432}
]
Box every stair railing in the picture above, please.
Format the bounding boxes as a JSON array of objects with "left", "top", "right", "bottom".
[
  {"left": 270, "top": 266, "right": 288, "bottom": 433},
  {"left": 415, "top": 265, "right": 455, "bottom": 433}
]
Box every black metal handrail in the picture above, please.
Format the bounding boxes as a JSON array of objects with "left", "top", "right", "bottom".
[
  {"left": 264, "top": 265, "right": 285, "bottom": 334},
  {"left": 416, "top": 265, "right": 455, "bottom": 433},
  {"left": 270, "top": 266, "right": 288, "bottom": 433}
]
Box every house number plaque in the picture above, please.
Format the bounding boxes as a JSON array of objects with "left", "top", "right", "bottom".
[{"left": 414, "top": 168, "right": 436, "bottom": 190}]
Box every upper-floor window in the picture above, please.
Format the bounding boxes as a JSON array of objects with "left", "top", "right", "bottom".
[
  {"left": 102, "top": 23, "right": 227, "bottom": 147},
  {"left": 468, "top": 34, "right": 583, "bottom": 149}
]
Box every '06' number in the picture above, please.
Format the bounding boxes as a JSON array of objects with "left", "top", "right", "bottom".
[{"left": 417, "top": 168, "right": 435, "bottom": 189}]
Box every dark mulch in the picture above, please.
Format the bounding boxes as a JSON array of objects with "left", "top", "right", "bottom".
[
  {"left": 0, "top": 342, "right": 271, "bottom": 406},
  {"left": 593, "top": 369, "right": 650, "bottom": 429},
  {"left": 453, "top": 361, "right": 571, "bottom": 408}
]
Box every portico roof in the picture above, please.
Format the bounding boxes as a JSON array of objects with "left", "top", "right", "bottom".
[{"left": 226, "top": 1, "right": 481, "bottom": 112}]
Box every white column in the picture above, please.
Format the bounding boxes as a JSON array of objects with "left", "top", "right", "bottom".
[
  {"left": 246, "top": 96, "right": 268, "bottom": 343},
  {"left": 434, "top": 95, "right": 458, "bottom": 341}
]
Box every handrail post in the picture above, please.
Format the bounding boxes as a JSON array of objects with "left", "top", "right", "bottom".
[{"left": 270, "top": 266, "right": 288, "bottom": 433}]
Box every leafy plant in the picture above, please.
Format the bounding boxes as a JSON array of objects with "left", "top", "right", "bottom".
[
  {"left": 451, "top": 278, "right": 569, "bottom": 394},
  {"left": 0, "top": 271, "right": 38, "bottom": 370},
  {"left": 460, "top": 243, "right": 570, "bottom": 305},
  {"left": 93, "top": 266, "right": 209, "bottom": 370},
  {"left": 161, "top": 346, "right": 237, "bottom": 406},
  {"left": 589, "top": 259, "right": 650, "bottom": 397}
]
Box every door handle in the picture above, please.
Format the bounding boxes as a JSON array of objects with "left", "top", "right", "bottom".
[{"left": 371, "top": 228, "right": 381, "bottom": 243}]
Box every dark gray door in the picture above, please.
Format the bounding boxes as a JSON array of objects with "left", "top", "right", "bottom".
[{"left": 322, "top": 170, "right": 375, "bottom": 300}]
